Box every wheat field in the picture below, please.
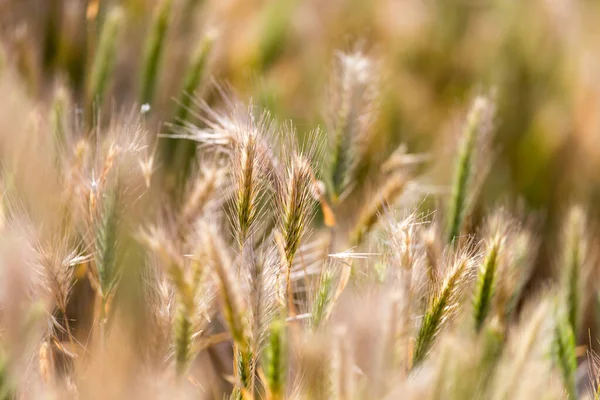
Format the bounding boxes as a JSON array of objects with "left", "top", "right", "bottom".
[{"left": 0, "top": 0, "right": 599, "bottom": 398}]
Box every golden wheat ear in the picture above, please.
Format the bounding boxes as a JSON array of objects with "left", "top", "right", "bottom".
[{"left": 326, "top": 49, "right": 379, "bottom": 204}]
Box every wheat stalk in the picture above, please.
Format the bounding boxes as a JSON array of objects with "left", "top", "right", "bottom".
[
  {"left": 139, "top": 0, "right": 173, "bottom": 107},
  {"left": 88, "top": 7, "right": 123, "bottom": 125}
]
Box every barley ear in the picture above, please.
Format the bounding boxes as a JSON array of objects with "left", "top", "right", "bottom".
[
  {"left": 264, "top": 317, "right": 286, "bottom": 399},
  {"left": 279, "top": 153, "right": 318, "bottom": 267},
  {"left": 139, "top": 0, "right": 173, "bottom": 107},
  {"left": 473, "top": 234, "right": 502, "bottom": 332},
  {"left": 95, "top": 188, "right": 120, "bottom": 303},
  {"left": 232, "top": 120, "right": 272, "bottom": 247},
  {"left": 327, "top": 51, "right": 377, "bottom": 202},
  {"left": 277, "top": 150, "right": 318, "bottom": 317},
  {"left": 311, "top": 265, "right": 335, "bottom": 330},
  {"left": 412, "top": 255, "right": 472, "bottom": 366},
  {"left": 447, "top": 96, "right": 493, "bottom": 244}
]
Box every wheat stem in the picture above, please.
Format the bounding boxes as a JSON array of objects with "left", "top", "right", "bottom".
[
  {"left": 88, "top": 7, "right": 122, "bottom": 125},
  {"left": 165, "top": 34, "right": 214, "bottom": 177}
]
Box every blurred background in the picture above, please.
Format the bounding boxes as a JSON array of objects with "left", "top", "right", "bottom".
[{"left": 1, "top": 0, "right": 600, "bottom": 285}]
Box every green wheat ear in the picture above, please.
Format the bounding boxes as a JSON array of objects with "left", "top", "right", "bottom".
[
  {"left": 412, "top": 256, "right": 471, "bottom": 367},
  {"left": 264, "top": 317, "right": 286, "bottom": 399},
  {"left": 473, "top": 235, "right": 501, "bottom": 332},
  {"left": 174, "top": 302, "right": 193, "bottom": 378},
  {"left": 95, "top": 189, "right": 120, "bottom": 300},
  {"left": 164, "top": 34, "right": 215, "bottom": 180},
  {"left": 311, "top": 266, "right": 335, "bottom": 330},
  {"left": 139, "top": 0, "right": 173, "bottom": 107},
  {"left": 88, "top": 7, "right": 123, "bottom": 125},
  {"left": 446, "top": 96, "right": 491, "bottom": 245}
]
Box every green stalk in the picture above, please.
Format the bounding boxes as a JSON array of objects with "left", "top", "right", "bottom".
[
  {"left": 477, "top": 318, "right": 505, "bottom": 394},
  {"left": 88, "top": 7, "right": 123, "bottom": 124},
  {"left": 234, "top": 346, "right": 254, "bottom": 399},
  {"left": 139, "top": 0, "right": 173, "bottom": 107},
  {"left": 256, "top": 0, "right": 295, "bottom": 71},
  {"left": 564, "top": 207, "right": 584, "bottom": 334},
  {"left": 41, "top": 0, "right": 61, "bottom": 76},
  {"left": 264, "top": 318, "right": 285, "bottom": 399},
  {"left": 552, "top": 318, "right": 577, "bottom": 399},
  {"left": 174, "top": 304, "right": 193, "bottom": 378},
  {"left": 165, "top": 35, "right": 214, "bottom": 181}
]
